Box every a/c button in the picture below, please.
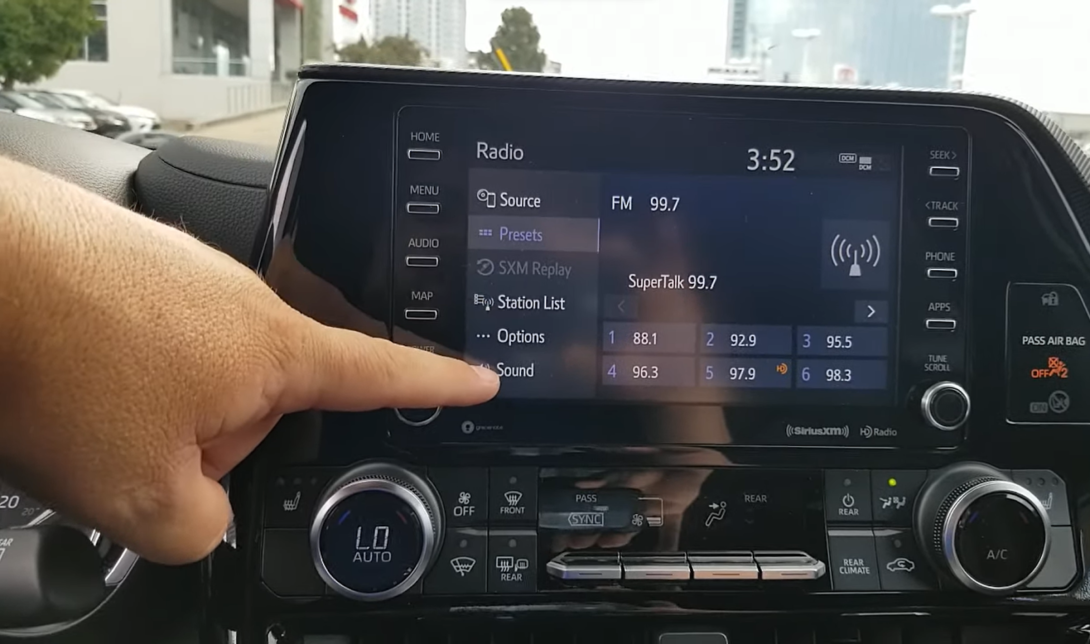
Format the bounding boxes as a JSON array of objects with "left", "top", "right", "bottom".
[{"left": 825, "top": 470, "right": 873, "bottom": 523}]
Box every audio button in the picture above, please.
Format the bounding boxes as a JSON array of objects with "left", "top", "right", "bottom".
[{"left": 405, "top": 256, "right": 440, "bottom": 268}]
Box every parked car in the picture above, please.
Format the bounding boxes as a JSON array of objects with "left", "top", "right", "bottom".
[
  {"left": 0, "top": 92, "right": 96, "bottom": 131},
  {"left": 18, "top": 90, "right": 132, "bottom": 138},
  {"left": 50, "top": 89, "right": 161, "bottom": 132},
  {"left": 115, "top": 130, "right": 180, "bottom": 150}
]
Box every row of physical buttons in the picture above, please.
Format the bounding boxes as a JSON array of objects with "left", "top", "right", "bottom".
[
  {"left": 829, "top": 526, "right": 1078, "bottom": 592},
  {"left": 402, "top": 254, "right": 442, "bottom": 323},
  {"left": 263, "top": 467, "right": 539, "bottom": 530},
  {"left": 546, "top": 551, "right": 825, "bottom": 583},
  {"left": 825, "top": 469, "right": 1072, "bottom": 527},
  {"left": 432, "top": 467, "right": 538, "bottom": 527},
  {"left": 426, "top": 528, "right": 536, "bottom": 595},
  {"left": 260, "top": 527, "right": 539, "bottom": 598}
]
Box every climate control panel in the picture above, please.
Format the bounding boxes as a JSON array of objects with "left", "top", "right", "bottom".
[{"left": 258, "top": 462, "right": 1078, "bottom": 602}]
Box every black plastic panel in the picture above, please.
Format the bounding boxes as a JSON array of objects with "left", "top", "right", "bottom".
[{"left": 227, "top": 67, "right": 1090, "bottom": 643}]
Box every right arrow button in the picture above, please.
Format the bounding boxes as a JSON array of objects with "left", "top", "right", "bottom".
[{"left": 854, "top": 300, "right": 889, "bottom": 324}]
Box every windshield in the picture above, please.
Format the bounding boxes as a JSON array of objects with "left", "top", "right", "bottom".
[{"left": 3, "top": 1, "right": 1088, "bottom": 151}]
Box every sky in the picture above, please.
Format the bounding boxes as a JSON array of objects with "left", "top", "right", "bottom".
[
  {"left": 465, "top": 0, "right": 730, "bottom": 80},
  {"left": 463, "top": 0, "right": 1090, "bottom": 114},
  {"left": 962, "top": 0, "right": 1090, "bottom": 114}
]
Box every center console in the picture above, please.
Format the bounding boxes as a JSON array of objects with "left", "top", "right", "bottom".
[{"left": 219, "top": 66, "right": 1090, "bottom": 644}]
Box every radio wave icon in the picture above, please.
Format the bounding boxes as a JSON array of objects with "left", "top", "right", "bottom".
[{"left": 830, "top": 234, "right": 881, "bottom": 278}]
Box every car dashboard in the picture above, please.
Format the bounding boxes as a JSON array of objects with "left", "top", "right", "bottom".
[{"left": 7, "top": 65, "right": 1090, "bottom": 644}]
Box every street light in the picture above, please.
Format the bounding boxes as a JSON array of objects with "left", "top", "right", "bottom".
[
  {"left": 790, "top": 28, "right": 821, "bottom": 84},
  {"left": 931, "top": 3, "right": 976, "bottom": 89}
]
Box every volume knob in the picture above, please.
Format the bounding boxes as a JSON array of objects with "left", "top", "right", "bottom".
[
  {"left": 310, "top": 462, "right": 442, "bottom": 601},
  {"left": 914, "top": 463, "right": 1050, "bottom": 595},
  {"left": 921, "top": 381, "right": 970, "bottom": 431}
]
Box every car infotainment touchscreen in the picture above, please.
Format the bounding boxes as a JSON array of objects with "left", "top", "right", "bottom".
[{"left": 394, "top": 105, "right": 955, "bottom": 406}]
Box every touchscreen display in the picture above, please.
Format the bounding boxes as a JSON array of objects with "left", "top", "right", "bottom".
[{"left": 398, "top": 107, "right": 903, "bottom": 404}]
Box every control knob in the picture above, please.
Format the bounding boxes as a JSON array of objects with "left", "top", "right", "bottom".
[
  {"left": 310, "top": 462, "right": 442, "bottom": 601},
  {"left": 920, "top": 381, "right": 970, "bottom": 431},
  {"left": 914, "top": 463, "right": 1050, "bottom": 595}
]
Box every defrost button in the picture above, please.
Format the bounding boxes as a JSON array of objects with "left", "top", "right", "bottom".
[{"left": 489, "top": 468, "right": 538, "bottom": 525}]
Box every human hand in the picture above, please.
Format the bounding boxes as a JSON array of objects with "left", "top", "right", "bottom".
[{"left": 0, "top": 156, "right": 499, "bottom": 565}]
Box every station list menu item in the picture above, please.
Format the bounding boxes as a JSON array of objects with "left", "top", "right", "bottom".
[{"left": 465, "top": 168, "right": 601, "bottom": 399}]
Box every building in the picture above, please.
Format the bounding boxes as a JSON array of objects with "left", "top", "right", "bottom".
[
  {"left": 370, "top": 0, "right": 466, "bottom": 68},
  {"left": 332, "top": 0, "right": 371, "bottom": 48},
  {"left": 726, "top": 0, "right": 960, "bottom": 88},
  {"left": 33, "top": 0, "right": 350, "bottom": 124}
]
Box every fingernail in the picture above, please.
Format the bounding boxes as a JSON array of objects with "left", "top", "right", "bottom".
[{"left": 473, "top": 365, "right": 500, "bottom": 385}]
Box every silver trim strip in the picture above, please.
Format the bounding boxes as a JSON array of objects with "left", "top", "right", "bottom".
[
  {"left": 23, "top": 509, "right": 137, "bottom": 588},
  {"left": 941, "top": 480, "right": 1051, "bottom": 595},
  {"left": 622, "top": 556, "right": 691, "bottom": 581},
  {"left": 754, "top": 552, "right": 827, "bottom": 581},
  {"left": 545, "top": 555, "right": 622, "bottom": 581},
  {"left": 105, "top": 548, "right": 139, "bottom": 587}
]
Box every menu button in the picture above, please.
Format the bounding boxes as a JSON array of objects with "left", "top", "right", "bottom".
[{"left": 406, "top": 202, "right": 441, "bottom": 215}]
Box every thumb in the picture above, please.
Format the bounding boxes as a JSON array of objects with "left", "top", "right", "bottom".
[
  {"left": 279, "top": 320, "right": 500, "bottom": 413},
  {"left": 113, "top": 466, "right": 231, "bottom": 565}
]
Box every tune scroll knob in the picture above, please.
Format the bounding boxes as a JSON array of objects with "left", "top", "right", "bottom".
[
  {"left": 310, "top": 462, "right": 442, "bottom": 601},
  {"left": 920, "top": 381, "right": 970, "bottom": 431},
  {"left": 914, "top": 463, "right": 1050, "bottom": 595}
]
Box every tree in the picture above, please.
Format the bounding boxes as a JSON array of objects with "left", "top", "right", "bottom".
[
  {"left": 473, "top": 7, "right": 547, "bottom": 73},
  {"left": 0, "top": 0, "right": 100, "bottom": 90},
  {"left": 336, "top": 35, "right": 427, "bottom": 67}
]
